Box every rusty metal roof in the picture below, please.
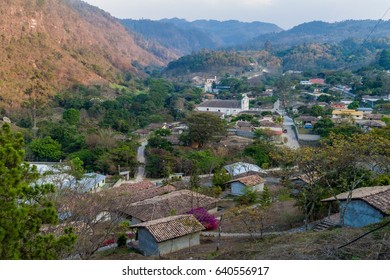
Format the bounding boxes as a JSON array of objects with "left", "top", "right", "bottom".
[{"left": 131, "top": 214, "right": 205, "bottom": 243}]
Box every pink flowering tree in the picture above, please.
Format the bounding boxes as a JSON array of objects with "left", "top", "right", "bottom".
[{"left": 187, "top": 208, "right": 218, "bottom": 230}]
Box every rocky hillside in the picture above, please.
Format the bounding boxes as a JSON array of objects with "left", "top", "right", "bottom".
[{"left": 0, "top": 0, "right": 176, "bottom": 107}]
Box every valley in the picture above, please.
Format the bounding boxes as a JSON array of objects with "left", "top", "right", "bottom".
[{"left": 1, "top": 0, "right": 390, "bottom": 261}]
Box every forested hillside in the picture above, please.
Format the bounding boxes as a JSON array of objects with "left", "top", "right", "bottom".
[
  {"left": 241, "top": 20, "right": 390, "bottom": 50},
  {"left": 0, "top": 0, "right": 175, "bottom": 108},
  {"left": 121, "top": 18, "right": 283, "bottom": 55}
]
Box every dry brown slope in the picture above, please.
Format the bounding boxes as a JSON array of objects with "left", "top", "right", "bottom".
[{"left": 0, "top": 0, "right": 176, "bottom": 107}]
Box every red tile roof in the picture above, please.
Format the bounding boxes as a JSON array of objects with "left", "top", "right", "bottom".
[{"left": 228, "top": 174, "right": 265, "bottom": 187}]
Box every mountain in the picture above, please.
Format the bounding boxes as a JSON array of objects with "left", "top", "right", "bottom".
[
  {"left": 120, "top": 18, "right": 283, "bottom": 55},
  {"left": 0, "top": 0, "right": 176, "bottom": 107},
  {"left": 241, "top": 20, "right": 390, "bottom": 50},
  {"left": 279, "top": 38, "right": 390, "bottom": 71}
]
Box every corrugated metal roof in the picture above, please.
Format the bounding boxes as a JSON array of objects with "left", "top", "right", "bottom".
[
  {"left": 132, "top": 215, "right": 205, "bottom": 243},
  {"left": 224, "top": 162, "right": 263, "bottom": 176},
  {"left": 322, "top": 186, "right": 390, "bottom": 214}
]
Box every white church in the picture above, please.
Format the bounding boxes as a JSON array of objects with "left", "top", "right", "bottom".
[{"left": 196, "top": 94, "right": 250, "bottom": 116}]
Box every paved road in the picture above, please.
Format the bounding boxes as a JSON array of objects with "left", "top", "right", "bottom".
[
  {"left": 135, "top": 140, "right": 147, "bottom": 183},
  {"left": 282, "top": 114, "right": 300, "bottom": 149}
]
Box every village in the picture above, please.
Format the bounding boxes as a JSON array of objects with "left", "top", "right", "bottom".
[{"left": 30, "top": 73, "right": 390, "bottom": 260}]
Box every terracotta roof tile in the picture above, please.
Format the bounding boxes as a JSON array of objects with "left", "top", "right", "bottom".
[
  {"left": 322, "top": 186, "right": 390, "bottom": 214},
  {"left": 120, "top": 190, "right": 218, "bottom": 222},
  {"left": 131, "top": 215, "right": 204, "bottom": 242},
  {"left": 228, "top": 174, "right": 265, "bottom": 187}
]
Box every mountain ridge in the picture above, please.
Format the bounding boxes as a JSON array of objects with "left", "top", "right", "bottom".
[
  {"left": 121, "top": 18, "right": 283, "bottom": 55},
  {"left": 240, "top": 19, "right": 390, "bottom": 50}
]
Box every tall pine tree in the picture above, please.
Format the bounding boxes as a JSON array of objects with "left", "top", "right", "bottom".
[{"left": 0, "top": 124, "right": 76, "bottom": 259}]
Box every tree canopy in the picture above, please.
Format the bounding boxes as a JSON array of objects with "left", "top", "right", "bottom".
[
  {"left": 185, "top": 112, "right": 227, "bottom": 148},
  {"left": 0, "top": 124, "right": 76, "bottom": 259}
]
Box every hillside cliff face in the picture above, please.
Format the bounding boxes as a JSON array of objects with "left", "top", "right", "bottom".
[{"left": 0, "top": 0, "right": 175, "bottom": 107}]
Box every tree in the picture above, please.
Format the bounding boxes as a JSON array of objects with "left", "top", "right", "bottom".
[
  {"left": 260, "top": 186, "right": 271, "bottom": 208},
  {"left": 347, "top": 101, "right": 360, "bottom": 110},
  {"left": 378, "top": 49, "right": 390, "bottom": 70},
  {"left": 293, "top": 147, "right": 328, "bottom": 230},
  {"left": 293, "top": 133, "right": 390, "bottom": 227},
  {"left": 254, "top": 128, "right": 274, "bottom": 143},
  {"left": 63, "top": 108, "right": 80, "bottom": 126},
  {"left": 311, "top": 105, "right": 325, "bottom": 117},
  {"left": 56, "top": 190, "right": 124, "bottom": 259},
  {"left": 29, "top": 136, "right": 62, "bottom": 161},
  {"left": 187, "top": 208, "right": 218, "bottom": 230},
  {"left": 313, "top": 118, "right": 335, "bottom": 137},
  {"left": 0, "top": 124, "right": 76, "bottom": 259},
  {"left": 213, "top": 168, "right": 232, "bottom": 188},
  {"left": 185, "top": 112, "right": 227, "bottom": 148},
  {"left": 23, "top": 71, "right": 51, "bottom": 130},
  {"left": 186, "top": 149, "right": 222, "bottom": 175}
]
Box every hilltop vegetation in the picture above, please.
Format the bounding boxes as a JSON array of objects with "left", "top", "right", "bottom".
[
  {"left": 0, "top": 0, "right": 175, "bottom": 108},
  {"left": 242, "top": 20, "right": 390, "bottom": 50},
  {"left": 121, "top": 18, "right": 282, "bottom": 56}
]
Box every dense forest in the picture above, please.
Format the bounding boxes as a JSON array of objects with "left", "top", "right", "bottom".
[{"left": 121, "top": 18, "right": 282, "bottom": 55}]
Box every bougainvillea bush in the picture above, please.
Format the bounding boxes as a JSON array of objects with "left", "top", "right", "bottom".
[{"left": 187, "top": 207, "right": 218, "bottom": 230}]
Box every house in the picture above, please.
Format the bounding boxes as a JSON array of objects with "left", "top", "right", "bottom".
[
  {"left": 332, "top": 109, "right": 364, "bottom": 120},
  {"left": 322, "top": 186, "right": 390, "bottom": 227},
  {"left": 357, "top": 108, "right": 373, "bottom": 114},
  {"left": 236, "top": 121, "right": 253, "bottom": 131},
  {"left": 196, "top": 94, "right": 249, "bottom": 116},
  {"left": 131, "top": 215, "right": 204, "bottom": 256},
  {"left": 364, "top": 114, "right": 386, "bottom": 120},
  {"left": 224, "top": 162, "right": 264, "bottom": 177},
  {"left": 300, "top": 81, "right": 312, "bottom": 86},
  {"left": 100, "top": 183, "right": 177, "bottom": 209},
  {"left": 119, "top": 190, "right": 218, "bottom": 224},
  {"left": 356, "top": 120, "right": 387, "bottom": 131},
  {"left": 295, "top": 116, "right": 319, "bottom": 128},
  {"left": 317, "top": 102, "right": 328, "bottom": 107},
  {"left": 77, "top": 173, "right": 107, "bottom": 193},
  {"left": 309, "top": 78, "right": 326, "bottom": 85},
  {"left": 32, "top": 162, "right": 106, "bottom": 193},
  {"left": 331, "top": 103, "right": 347, "bottom": 110},
  {"left": 204, "top": 76, "right": 217, "bottom": 93},
  {"left": 300, "top": 79, "right": 325, "bottom": 86},
  {"left": 226, "top": 174, "right": 265, "bottom": 196}
]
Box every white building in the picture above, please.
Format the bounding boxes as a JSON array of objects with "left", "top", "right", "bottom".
[
  {"left": 196, "top": 94, "right": 250, "bottom": 116},
  {"left": 224, "top": 162, "right": 264, "bottom": 177},
  {"left": 204, "top": 76, "right": 217, "bottom": 93}
]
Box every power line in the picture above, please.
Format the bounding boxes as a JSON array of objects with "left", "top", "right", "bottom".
[
  {"left": 337, "top": 5, "right": 390, "bottom": 71},
  {"left": 362, "top": 6, "right": 390, "bottom": 44}
]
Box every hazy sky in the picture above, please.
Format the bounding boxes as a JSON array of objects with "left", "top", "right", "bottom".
[{"left": 83, "top": 0, "right": 390, "bottom": 29}]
